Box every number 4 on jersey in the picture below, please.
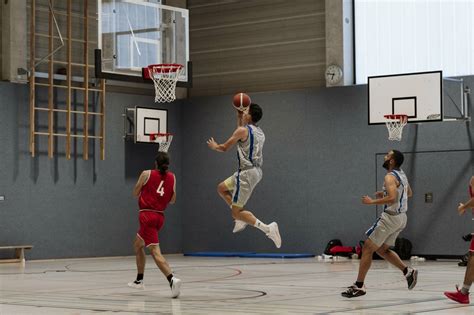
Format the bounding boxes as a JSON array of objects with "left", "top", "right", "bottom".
[{"left": 156, "top": 180, "right": 165, "bottom": 196}]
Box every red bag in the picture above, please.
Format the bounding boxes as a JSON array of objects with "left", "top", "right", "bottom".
[{"left": 329, "top": 245, "right": 355, "bottom": 256}]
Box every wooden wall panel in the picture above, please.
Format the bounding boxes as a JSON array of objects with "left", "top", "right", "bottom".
[
  {"left": 189, "top": 0, "right": 326, "bottom": 96},
  {"left": 189, "top": 0, "right": 324, "bottom": 28},
  {"left": 193, "top": 40, "right": 325, "bottom": 74},
  {"left": 193, "top": 64, "right": 326, "bottom": 97},
  {"left": 192, "top": 16, "right": 325, "bottom": 52}
]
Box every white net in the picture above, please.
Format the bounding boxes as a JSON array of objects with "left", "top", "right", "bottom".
[
  {"left": 150, "top": 133, "right": 174, "bottom": 152},
  {"left": 384, "top": 115, "right": 408, "bottom": 141},
  {"left": 148, "top": 64, "right": 184, "bottom": 103}
]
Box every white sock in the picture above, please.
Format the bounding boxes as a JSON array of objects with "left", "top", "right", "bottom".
[{"left": 254, "top": 219, "right": 270, "bottom": 234}]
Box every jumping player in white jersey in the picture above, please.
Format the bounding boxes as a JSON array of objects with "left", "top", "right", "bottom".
[
  {"left": 207, "top": 103, "right": 281, "bottom": 248},
  {"left": 444, "top": 176, "right": 474, "bottom": 304},
  {"left": 342, "top": 150, "right": 417, "bottom": 298}
]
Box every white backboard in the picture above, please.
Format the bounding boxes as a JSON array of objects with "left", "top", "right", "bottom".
[
  {"left": 134, "top": 106, "right": 167, "bottom": 143},
  {"left": 98, "top": 0, "right": 190, "bottom": 84},
  {"left": 368, "top": 71, "right": 442, "bottom": 124}
]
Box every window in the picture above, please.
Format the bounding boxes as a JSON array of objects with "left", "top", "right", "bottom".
[
  {"left": 355, "top": 0, "right": 474, "bottom": 84},
  {"left": 101, "top": 1, "right": 162, "bottom": 71}
]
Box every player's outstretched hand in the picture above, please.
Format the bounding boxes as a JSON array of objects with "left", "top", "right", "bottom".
[
  {"left": 458, "top": 203, "right": 466, "bottom": 215},
  {"left": 362, "top": 195, "right": 374, "bottom": 205},
  {"left": 207, "top": 137, "right": 218, "bottom": 150}
]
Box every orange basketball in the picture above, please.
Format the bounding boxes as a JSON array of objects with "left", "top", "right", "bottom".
[{"left": 232, "top": 93, "right": 251, "bottom": 111}]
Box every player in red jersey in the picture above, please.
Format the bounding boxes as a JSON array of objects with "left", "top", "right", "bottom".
[
  {"left": 127, "top": 152, "right": 181, "bottom": 298},
  {"left": 445, "top": 176, "right": 474, "bottom": 304}
]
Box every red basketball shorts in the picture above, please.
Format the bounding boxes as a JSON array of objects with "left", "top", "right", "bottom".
[{"left": 137, "top": 210, "right": 164, "bottom": 246}]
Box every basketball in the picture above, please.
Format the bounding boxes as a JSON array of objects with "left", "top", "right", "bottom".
[{"left": 232, "top": 93, "right": 251, "bottom": 111}]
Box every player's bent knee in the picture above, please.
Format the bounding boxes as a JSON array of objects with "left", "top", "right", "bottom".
[
  {"left": 376, "top": 245, "right": 390, "bottom": 255},
  {"left": 217, "top": 182, "right": 227, "bottom": 194},
  {"left": 363, "top": 247, "right": 374, "bottom": 254},
  {"left": 363, "top": 241, "right": 378, "bottom": 253}
]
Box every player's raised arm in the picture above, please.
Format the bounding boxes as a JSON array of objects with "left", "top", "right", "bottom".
[
  {"left": 236, "top": 109, "right": 245, "bottom": 127},
  {"left": 133, "top": 170, "right": 149, "bottom": 197},
  {"left": 207, "top": 127, "right": 247, "bottom": 153},
  {"left": 170, "top": 173, "right": 177, "bottom": 204}
]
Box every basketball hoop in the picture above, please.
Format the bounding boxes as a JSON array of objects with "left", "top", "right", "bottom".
[
  {"left": 149, "top": 133, "right": 174, "bottom": 152},
  {"left": 384, "top": 114, "right": 408, "bottom": 141},
  {"left": 146, "top": 64, "right": 184, "bottom": 103}
]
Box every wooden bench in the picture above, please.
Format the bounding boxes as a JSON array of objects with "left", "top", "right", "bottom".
[{"left": 0, "top": 245, "right": 33, "bottom": 263}]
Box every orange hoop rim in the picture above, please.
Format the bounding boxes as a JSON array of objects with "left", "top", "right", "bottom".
[
  {"left": 149, "top": 133, "right": 174, "bottom": 141},
  {"left": 148, "top": 64, "right": 183, "bottom": 74},
  {"left": 384, "top": 114, "right": 408, "bottom": 120}
]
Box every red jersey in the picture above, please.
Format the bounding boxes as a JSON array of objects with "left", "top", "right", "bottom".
[{"left": 138, "top": 170, "right": 175, "bottom": 211}]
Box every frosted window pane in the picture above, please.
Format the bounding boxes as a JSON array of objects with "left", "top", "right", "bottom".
[{"left": 355, "top": 0, "right": 474, "bottom": 84}]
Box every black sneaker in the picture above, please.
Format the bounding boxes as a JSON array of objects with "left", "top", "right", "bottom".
[
  {"left": 406, "top": 268, "right": 418, "bottom": 290},
  {"left": 341, "top": 284, "right": 366, "bottom": 298}
]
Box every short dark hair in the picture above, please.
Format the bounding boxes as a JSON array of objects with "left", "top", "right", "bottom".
[
  {"left": 155, "top": 152, "right": 170, "bottom": 175},
  {"left": 391, "top": 150, "right": 404, "bottom": 167},
  {"left": 249, "top": 103, "right": 262, "bottom": 123}
]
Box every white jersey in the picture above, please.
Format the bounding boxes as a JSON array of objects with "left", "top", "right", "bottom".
[
  {"left": 237, "top": 124, "right": 265, "bottom": 170},
  {"left": 383, "top": 169, "right": 409, "bottom": 214}
]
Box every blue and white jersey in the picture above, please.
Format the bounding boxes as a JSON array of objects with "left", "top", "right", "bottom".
[
  {"left": 237, "top": 124, "right": 264, "bottom": 170},
  {"left": 383, "top": 169, "right": 409, "bottom": 214}
]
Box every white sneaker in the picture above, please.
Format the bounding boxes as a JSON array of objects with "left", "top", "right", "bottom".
[
  {"left": 170, "top": 277, "right": 181, "bottom": 298},
  {"left": 232, "top": 220, "right": 248, "bottom": 233},
  {"left": 266, "top": 222, "right": 281, "bottom": 248},
  {"left": 128, "top": 280, "right": 145, "bottom": 289}
]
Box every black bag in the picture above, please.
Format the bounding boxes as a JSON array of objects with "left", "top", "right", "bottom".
[
  {"left": 459, "top": 252, "right": 469, "bottom": 266},
  {"left": 393, "top": 237, "right": 412, "bottom": 260},
  {"left": 324, "top": 239, "right": 343, "bottom": 255}
]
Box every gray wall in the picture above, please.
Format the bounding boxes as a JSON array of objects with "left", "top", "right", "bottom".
[
  {"left": 0, "top": 82, "right": 182, "bottom": 259},
  {"left": 182, "top": 78, "right": 474, "bottom": 255},
  {"left": 1, "top": 77, "right": 473, "bottom": 259}
]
